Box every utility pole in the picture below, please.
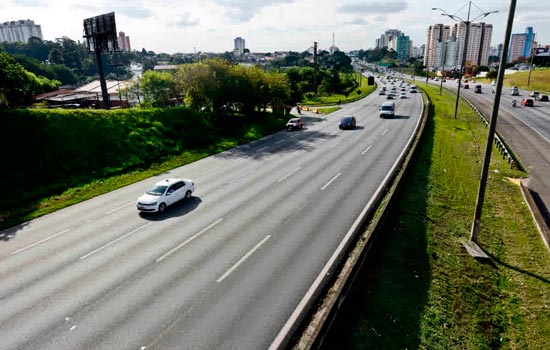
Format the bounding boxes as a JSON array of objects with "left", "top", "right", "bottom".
[
  {"left": 470, "top": 0, "right": 516, "bottom": 243},
  {"left": 313, "top": 41, "right": 318, "bottom": 93}
]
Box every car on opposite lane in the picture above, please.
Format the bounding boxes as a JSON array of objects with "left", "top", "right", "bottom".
[
  {"left": 137, "top": 178, "right": 195, "bottom": 213},
  {"left": 286, "top": 117, "right": 304, "bottom": 131},
  {"left": 521, "top": 98, "right": 534, "bottom": 107},
  {"left": 339, "top": 116, "right": 356, "bottom": 130}
]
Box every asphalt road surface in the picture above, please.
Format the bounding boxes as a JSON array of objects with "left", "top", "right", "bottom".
[{"left": 0, "top": 84, "right": 423, "bottom": 350}]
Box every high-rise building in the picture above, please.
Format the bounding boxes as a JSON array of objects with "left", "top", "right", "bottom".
[
  {"left": 375, "top": 29, "right": 402, "bottom": 49},
  {"left": 234, "top": 37, "right": 245, "bottom": 56},
  {"left": 425, "top": 22, "right": 492, "bottom": 69},
  {"left": 508, "top": 27, "right": 535, "bottom": 63},
  {"left": 117, "top": 31, "right": 131, "bottom": 51},
  {"left": 396, "top": 35, "right": 410, "bottom": 61},
  {"left": 424, "top": 24, "right": 451, "bottom": 68},
  {"left": 0, "top": 19, "right": 42, "bottom": 43}
]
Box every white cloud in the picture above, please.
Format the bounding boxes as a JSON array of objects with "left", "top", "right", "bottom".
[{"left": 0, "top": 0, "right": 547, "bottom": 53}]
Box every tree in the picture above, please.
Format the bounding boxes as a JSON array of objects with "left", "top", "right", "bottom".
[
  {"left": 0, "top": 51, "right": 59, "bottom": 108},
  {"left": 140, "top": 70, "right": 177, "bottom": 107}
]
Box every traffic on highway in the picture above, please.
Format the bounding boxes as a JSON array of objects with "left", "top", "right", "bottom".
[{"left": 0, "top": 79, "right": 424, "bottom": 350}]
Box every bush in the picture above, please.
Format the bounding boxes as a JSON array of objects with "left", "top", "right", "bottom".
[{"left": 356, "top": 89, "right": 362, "bottom": 95}]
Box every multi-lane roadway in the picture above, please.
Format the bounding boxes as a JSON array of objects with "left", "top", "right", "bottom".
[{"left": 0, "top": 83, "right": 423, "bottom": 350}]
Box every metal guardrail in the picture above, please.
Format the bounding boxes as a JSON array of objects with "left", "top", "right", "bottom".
[{"left": 461, "top": 97, "right": 518, "bottom": 169}]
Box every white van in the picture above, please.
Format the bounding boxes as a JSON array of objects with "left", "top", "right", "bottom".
[{"left": 379, "top": 101, "right": 395, "bottom": 118}]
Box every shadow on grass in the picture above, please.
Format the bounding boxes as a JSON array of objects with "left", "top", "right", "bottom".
[
  {"left": 320, "top": 103, "right": 436, "bottom": 349},
  {"left": 484, "top": 251, "right": 550, "bottom": 285}
]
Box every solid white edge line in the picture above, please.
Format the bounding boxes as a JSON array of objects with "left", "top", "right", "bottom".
[
  {"left": 103, "top": 201, "right": 134, "bottom": 215},
  {"left": 361, "top": 145, "right": 373, "bottom": 155},
  {"left": 80, "top": 222, "right": 152, "bottom": 260},
  {"left": 11, "top": 228, "right": 72, "bottom": 255},
  {"left": 155, "top": 218, "right": 223, "bottom": 263},
  {"left": 216, "top": 235, "right": 271, "bottom": 283},
  {"left": 320, "top": 173, "right": 341, "bottom": 191},
  {"left": 278, "top": 167, "right": 302, "bottom": 182},
  {"left": 268, "top": 91, "right": 425, "bottom": 350}
]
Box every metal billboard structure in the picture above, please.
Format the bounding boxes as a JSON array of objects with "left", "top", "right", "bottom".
[{"left": 83, "top": 12, "right": 119, "bottom": 109}]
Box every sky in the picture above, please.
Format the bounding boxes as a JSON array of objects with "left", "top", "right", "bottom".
[{"left": 0, "top": 0, "right": 548, "bottom": 54}]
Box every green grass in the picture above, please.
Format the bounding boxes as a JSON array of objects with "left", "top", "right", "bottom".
[
  {"left": 315, "top": 107, "right": 340, "bottom": 115},
  {"left": 301, "top": 72, "right": 376, "bottom": 106},
  {"left": 321, "top": 84, "right": 550, "bottom": 349}
]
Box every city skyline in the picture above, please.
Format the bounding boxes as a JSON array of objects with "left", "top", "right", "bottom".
[{"left": 0, "top": 0, "right": 548, "bottom": 54}]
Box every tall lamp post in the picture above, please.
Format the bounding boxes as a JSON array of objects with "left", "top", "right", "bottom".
[
  {"left": 469, "top": 0, "right": 517, "bottom": 244},
  {"left": 433, "top": 2, "right": 497, "bottom": 118}
]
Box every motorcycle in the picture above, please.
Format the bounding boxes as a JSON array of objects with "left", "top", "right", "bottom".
[{"left": 512, "top": 100, "right": 516, "bottom": 107}]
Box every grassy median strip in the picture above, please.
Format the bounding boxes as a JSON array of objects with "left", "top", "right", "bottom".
[{"left": 321, "top": 84, "right": 550, "bottom": 349}]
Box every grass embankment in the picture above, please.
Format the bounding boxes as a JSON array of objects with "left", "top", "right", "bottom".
[
  {"left": 322, "top": 84, "right": 550, "bottom": 349},
  {"left": 301, "top": 72, "right": 376, "bottom": 106},
  {"left": 501, "top": 68, "right": 550, "bottom": 93}
]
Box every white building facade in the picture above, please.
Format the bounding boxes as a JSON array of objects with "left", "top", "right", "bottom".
[{"left": 0, "top": 19, "right": 42, "bottom": 43}]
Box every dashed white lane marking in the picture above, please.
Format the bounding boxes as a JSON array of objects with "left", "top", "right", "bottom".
[
  {"left": 200, "top": 166, "right": 221, "bottom": 176},
  {"left": 79, "top": 223, "right": 152, "bottom": 260},
  {"left": 382, "top": 128, "right": 389, "bottom": 136},
  {"left": 103, "top": 201, "right": 134, "bottom": 215},
  {"left": 329, "top": 141, "right": 341, "bottom": 149},
  {"left": 257, "top": 146, "right": 268, "bottom": 152},
  {"left": 278, "top": 167, "right": 302, "bottom": 182},
  {"left": 155, "top": 218, "right": 223, "bottom": 263},
  {"left": 320, "top": 172, "right": 341, "bottom": 191},
  {"left": 361, "top": 145, "right": 373, "bottom": 155},
  {"left": 216, "top": 235, "right": 271, "bottom": 283},
  {"left": 275, "top": 138, "right": 287, "bottom": 144},
  {"left": 11, "top": 228, "right": 72, "bottom": 255}
]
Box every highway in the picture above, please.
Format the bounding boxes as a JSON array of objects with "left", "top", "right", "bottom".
[
  {"left": 426, "top": 76, "right": 550, "bottom": 221},
  {"left": 0, "top": 84, "right": 424, "bottom": 350}
]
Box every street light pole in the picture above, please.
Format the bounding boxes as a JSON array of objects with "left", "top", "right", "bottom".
[
  {"left": 470, "top": 0, "right": 517, "bottom": 243},
  {"left": 440, "top": 41, "right": 447, "bottom": 95}
]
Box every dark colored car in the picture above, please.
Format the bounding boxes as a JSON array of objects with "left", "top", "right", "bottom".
[
  {"left": 286, "top": 117, "right": 304, "bottom": 131},
  {"left": 464, "top": 84, "right": 469, "bottom": 89},
  {"left": 474, "top": 85, "right": 482, "bottom": 93},
  {"left": 521, "top": 98, "right": 534, "bottom": 107},
  {"left": 539, "top": 95, "right": 548, "bottom": 102},
  {"left": 339, "top": 116, "right": 356, "bottom": 130}
]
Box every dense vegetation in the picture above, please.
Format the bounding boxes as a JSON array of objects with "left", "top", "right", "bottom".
[{"left": 0, "top": 50, "right": 61, "bottom": 108}]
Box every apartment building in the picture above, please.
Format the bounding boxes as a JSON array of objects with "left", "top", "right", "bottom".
[{"left": 0, "top": 19, "right": 42, "bottom": 43}]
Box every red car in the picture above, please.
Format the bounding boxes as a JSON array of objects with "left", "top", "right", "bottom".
[{"left": 521, "top": 98, "right": 534, "bottom": 107}]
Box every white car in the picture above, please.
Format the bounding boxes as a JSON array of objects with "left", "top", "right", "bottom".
[
  {"left": 137, "top": 178, "right": 195, "bottom": 212},
  {"left": 400, "top": 92, "right": 407, "bottom": 99}
]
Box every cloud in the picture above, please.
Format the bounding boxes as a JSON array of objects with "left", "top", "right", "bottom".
[
  {"left": 111, "top": 5, "right": 152, "bottom": 19},
  {"left": 345, "top": 17, "right": 367, "bottom": 25},
  {"left": 338, "top": 1, "right": 407, "bottom": 15},
  {"left": 212, "top": 0, "right": 295, "bottom": 22},
  {"left": 174, "top": 12, "right": 199, "bottom": 28}
]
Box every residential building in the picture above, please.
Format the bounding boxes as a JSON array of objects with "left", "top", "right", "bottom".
[
  {"left": 0, "top": 19, "right": 42, "bottom": 43},
  {"left": 395, "top": 35, "right": 410, "bottom": 61},
  {"left": 234, "top": 36, "right": 245, "bottom": 56},
  {"left": 425, "top": 22, "right": 492, "bottom": 69},
  {"left": 375, "top": 29, "right": 402, "bottom": 49},
  {"left": 508, "top": 27, "right": 535, "bottom": 63},
  {"left": 117, "top": 31, "right": 131, "bottom": 51},
  {"left": 424, "top": 24, "right": 451, "bottom": 68}
]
